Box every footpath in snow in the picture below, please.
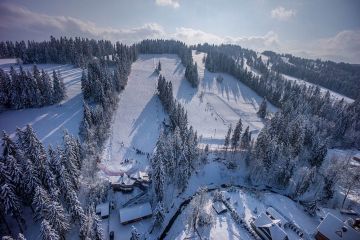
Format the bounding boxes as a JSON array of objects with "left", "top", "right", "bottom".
[{"left": 0, "top": 61, "right": 83, "bottom": 149}]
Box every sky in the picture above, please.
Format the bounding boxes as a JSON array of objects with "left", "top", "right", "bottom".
[{"left": 0, "top": 0, "right": 360, "bottom": 63}]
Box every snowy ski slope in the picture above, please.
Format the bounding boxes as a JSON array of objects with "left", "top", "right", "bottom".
[
  {"left": 0, "top": 60, "right": 83, "bottom": 149},
  {"left": 100, "top": 52, "right": 278, "bottom": 177}
]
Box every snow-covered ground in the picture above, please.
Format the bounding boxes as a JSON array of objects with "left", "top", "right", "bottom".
[
  {"left": 0, "top": 60, "right": 83, "bottom": 150},
  {"left": 170, "top": 51, "right": 277, "bottom": 149},
  {"left": 100, "top": 55, "right": 167, "bottom": 176},
  {"left": 101, "top": 52, "right": 276, "bottom": 177},
  {"left": 166, "top": 187, "right": 319, "bottom": 240}
]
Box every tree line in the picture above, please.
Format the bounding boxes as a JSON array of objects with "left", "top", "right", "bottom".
[
  {"left": 151, "top": 75, "right": 199, "bottom": 228},
  {"left": 263, "top": 50, "right": 360, "bottom": 100},
  {"left": 0, "top": 66, "right": 65, "bottom": 109},
  {"left": 0, "top": 37, "right": 116, "bottom": 68}
]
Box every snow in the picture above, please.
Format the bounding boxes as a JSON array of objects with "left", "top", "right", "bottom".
[
  {"left": 96, "top": 202, "right": 110, "bottom": 218},
  {"left": 100, "top": 55, "right": 167, "bottom": 176},
  {"left": 101, "top": 52, "right": 276, "bottom": 177},
  {"left": 0, "top": 58, "right": 17, "bottom": 66},
  {"left": 165, "top": 184, "right": 317, "bottom": 240},
  {"left": 0, "top": 63, "right": 83, "bottom": 150},
  {"left": 166, "top": 51, "right": 278, "bottom": 149},
  {"left": 118, "top": 202, "right": 152, "bottom": 224}
]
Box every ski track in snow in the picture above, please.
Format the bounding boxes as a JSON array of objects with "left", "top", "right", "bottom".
[{"left": 0, "top": 60, "right": 83, "bottom": 150}]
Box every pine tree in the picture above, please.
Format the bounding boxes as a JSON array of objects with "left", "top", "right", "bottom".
[
  {"left": 152, "top": 150, "right": 165, "bottom": 202},
  {"left": 240, "top": 126, "right": 251, "bottom": 149},
  {"left": 231, "top": 118, "right": 242, "bottom": 150},
  {"left": 224, "top": 125, "right": 232, "bottom": 151},
  {"left": 1, "top": 183, "right": 24, "bottom": 232},
  {"left": 62, "top": 131, "right": 80, "bottom": 189},
  {"left": 20, "top": 125, "right": 47, "bottom": 183},
  {"left": 130, "top": 226, "right": 141, "bottom": 240},
  {"left": 52, "top": 70, "right": 66, "bottom": 103},
  {"left": 153, "top": 201, "right": 165, "bottom": 227},
  {"left": 257, "top": 98, "right": 267, "bottom": 119},
  {"left": 40, "top": 219, "right": 60, "bottom": 240}
]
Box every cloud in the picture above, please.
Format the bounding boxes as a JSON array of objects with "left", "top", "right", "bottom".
[
  {"left": 1, "top": 3, "right": 358, "bottom": 63},
  {"left": 0, "top": 2, "right": 278, "bottom": 52},
  {"left": 310, "top": 30, "right": 360, "bottom": 63},
  {"left": 155, "top": 0, "right": 180, "bottom": 8},
  {"left": 271, "top": 6, "right": 296, "bottom": 21},
  {"left": 0, "top": 3, "right": 165, "bottom": 43},
  {"left": 172, "top": 27, "right": 280, "bottom": 51}
]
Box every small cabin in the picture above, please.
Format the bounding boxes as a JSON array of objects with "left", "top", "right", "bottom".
[
  {"left": 95, "top": 202, "right": 110, "bottom": 219},
  {"left": 315, "top": 213, "right": 360, "bottom": 240},
  {"left": 251, "top": 212, "right": 288, "bottom": 240},
  {"left": 212, "top": 201, "right": 228, "bottom": 214},
  {"left": 110, "top": 173, "right": 136, "bottom": 192},
  {"left": 119, "top": 202, "right": 153, "bottom": 225}
]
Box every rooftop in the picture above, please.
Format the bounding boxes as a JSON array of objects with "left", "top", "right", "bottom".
[
  {"left": 119, "top": 202, "right": 152, "bottom": 224},
  {"left": 317, "top": 213, "right": 360, "bottom": 240}
]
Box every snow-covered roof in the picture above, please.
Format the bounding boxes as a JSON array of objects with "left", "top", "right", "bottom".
[
  {"left": 212, "top": 201, "right": 227, "bottom": 214},
  {"left": 95, "top": 202, "right": 110, "bottom": 218},
  {"left": 130, "top": 171, "right": 150, "bottom": 181},
  {"left": 266, "top": 207, "right": 288, "bottom": 226},
  {"left": 121, "top": 173, "right": 135, "bottom": 185},
  {"left": 109, "top": 173, "right": 135, "bottom": 186},
  {"left": 119, "top": 202, "right": 152, "bottom": 224},
  {"left": 253, "top": 212, "right": 287, "bottom": 240},
  {"left": 317, "top": 213, "right": 360, "bottom": 240}
]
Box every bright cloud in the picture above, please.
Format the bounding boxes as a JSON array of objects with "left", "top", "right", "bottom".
[
  {"left": 0, "top": 3, "right": 165, "bottom": 43},
  {"left": 271, "top": 6, "right": 296, "bottom": 21},
  {"left": 172, "top": 27, "right": 280, "bottom": 51},
  {"left": 155, "top": 0, "right": 180, "bottom": 8},
  {"left": 310, "top": 30, "right": 360, "bottom": 63}
]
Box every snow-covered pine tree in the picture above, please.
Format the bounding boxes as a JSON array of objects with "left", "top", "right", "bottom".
[
  {"left": 62, "top": 131, "right": 80, "bottom": 189},
  {"left": 257, "top": 98, "right": 267, "bottom": 118},
  {"left": 231, "top": 118, "right": 242, "bottom": 150},
  {"left": 1, "top": 132, "right": 24, "bottom": 189},
  {"left": 52, "top": 70, "right": 66, "bottom": 103},
  {"left": 64, "top": 188, "right": 85, "bottom": 223},
  {"left": 44, "top": 197, "right": 70, "bottom": 237},
  {"left": 92, "top": 209, "right": 104, "bottom": 240},
  {"left": 40, "top": 219, "right": 60, "bottom": 240},
  {"left": 1, "top": 183, "right": 24, "bottom": 232},
  {"left": 224, "top": 125, "right": 232, "bottom": 151},
  {"left": 40, "top": 70, "right": 53, "bottom": 105},
  {"left": 130, "top": 226, "right": 141, "bottom": 240},
  {"left": 152, "top": 136, "right": 166, "bottom": 202},
  {"left": 240, "top": 126, "right": 251, "bottom": 149},
  {"left": 20, "top": 125, "right": 48, "bottom": 184},
  {"left": 153, "top": 201, "right": 165, "bottom": 227}
]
